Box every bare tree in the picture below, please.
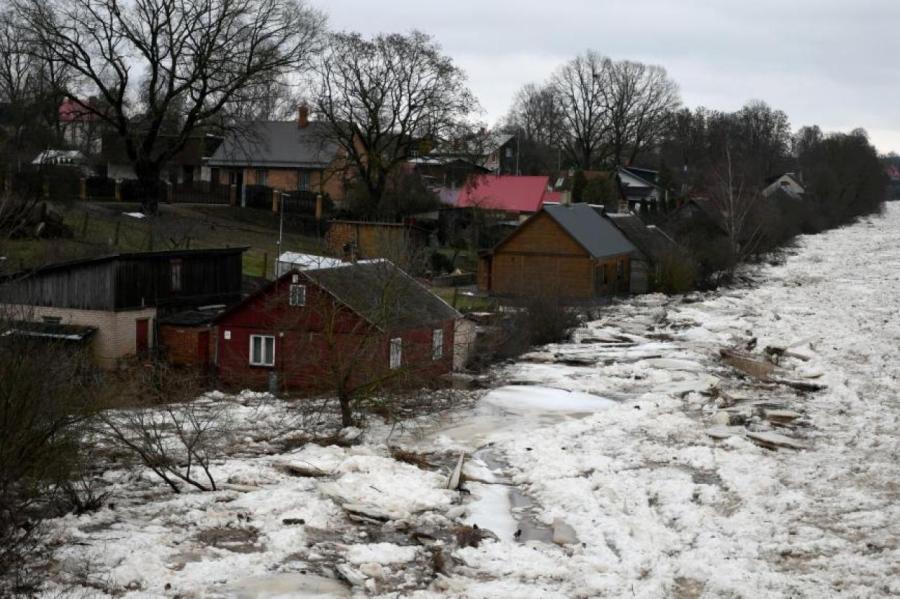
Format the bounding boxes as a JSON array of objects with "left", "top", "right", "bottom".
[
  {"left": 606, "top": 60, "right": 680, "bottom": 165},
  {"left": 0, "top": 8, "right": 71, "bottom": 177},
  {"left": 707, "top": 144, "right": 763, "bottom": 264},
  {"left": 16, "top": 0, "right": 326, "bottom": 214},
  {"left": 313, "top": 30, "right": 476, "bottom": 215},
  {"left": 502, "top": 82, "right": 564, "bottom": 173},
  {"left": 549, "top": 50, "right": 613, "bottom": 170},
  {"left": 97, "top": 362, "right": 224, "bottom": 493}
]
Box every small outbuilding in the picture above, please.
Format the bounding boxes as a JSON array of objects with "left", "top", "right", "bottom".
[
  {"left": 606, "top": 213, "right": 679, "bottom": 293},
  {"left": 477, "top": 203, "right": 637, "bottom": 301}
]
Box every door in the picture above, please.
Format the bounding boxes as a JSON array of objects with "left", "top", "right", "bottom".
[
  {"left": 135, "top": 318, "right": 150, "bottom": 355},
  {"left": 197, "top": 330, "right": 210, "bottom": 368}
]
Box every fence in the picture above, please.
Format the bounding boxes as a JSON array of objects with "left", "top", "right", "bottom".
[{"left": 170, "top": 181, "right": 231, "bottom": 205}]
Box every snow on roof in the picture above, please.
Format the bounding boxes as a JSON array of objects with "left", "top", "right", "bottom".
[
  {"left": 276, "top": 252, "right": 344, "bottom": 276},
  {"left": 457, "top": 175, "right": 553, "bottom": 213},
  {"left": 32, "top": 149, "right": 86, "bottom": 165}
]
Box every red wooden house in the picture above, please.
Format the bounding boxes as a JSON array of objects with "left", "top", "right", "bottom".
[{"left": 213, "top": 260, "right": 460, "bottom": 392}]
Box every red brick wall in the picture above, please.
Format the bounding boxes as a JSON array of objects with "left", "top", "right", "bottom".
[{"left": 159, "top": 325, "right": 214, "bottom": 367}]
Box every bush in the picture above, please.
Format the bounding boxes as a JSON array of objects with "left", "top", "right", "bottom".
[
  {"left": 0, "top": 327, "right": 100, "bottom": 591},
  {"left": 655, "top": 250, "right": 697, "bottom": 294}
]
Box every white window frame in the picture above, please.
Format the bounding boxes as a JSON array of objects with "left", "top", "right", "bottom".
[
  {"left": 389, "top": 337, "right": 402, "bottom": 370},
  {"left": 432, "top": 328, "right": 443, "bottom": 360},
  {"left": 249, "top": 334, "right": 275, "bottom": 367},
  {"left": 298, "top": 170, "right": 311, "bottom": 191},
  {"left": 289, "top": 284, "right": 306, "bottom": 307}
]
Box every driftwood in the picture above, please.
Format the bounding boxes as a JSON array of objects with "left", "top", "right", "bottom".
[
  {"left": 747, "top": 431, "right": 807, "bottom": 450},
  {"left": 447, "top": 452, "right": 465, "bottom": 490},
  {"left": 771, "top": 378, "right": 827, "bottom": 392},
  {"left": 720, "top": 349, "right": 776, "bottom": 380},
  {"left": 765, "top": 345, "right": 812, "bottom": 362}
]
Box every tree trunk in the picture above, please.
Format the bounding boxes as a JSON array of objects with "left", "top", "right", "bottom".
[
  {"left": 339, "top": 394, "right": 353, "bottom": 428},
  {"left": 134, "top": 161, "right": 162, "bottom": 215}
]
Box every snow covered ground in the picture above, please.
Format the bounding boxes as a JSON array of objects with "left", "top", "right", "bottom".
[{"left": 37, "top": 205, "right": 900, "bottom": 597}]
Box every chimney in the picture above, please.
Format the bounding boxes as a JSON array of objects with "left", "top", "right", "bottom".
[{"left": 298, "top": 104, "right": 309, "bottom": 129}]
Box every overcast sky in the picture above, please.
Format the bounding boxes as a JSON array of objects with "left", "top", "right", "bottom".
[{"left": 311, "top": 0, "right": 900, "bottom": 154}]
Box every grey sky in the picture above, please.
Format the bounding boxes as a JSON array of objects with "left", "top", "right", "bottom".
[{"left": 311, "top": 0, "right": 900, "bottom": 154}]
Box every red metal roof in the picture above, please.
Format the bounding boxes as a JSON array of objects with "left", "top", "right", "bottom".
[
  {"left": 457, "top": 175, "right": 553, "bottom": 213},
  {"left": 59, "top": 98, "right": 97, "bottom": 123}
]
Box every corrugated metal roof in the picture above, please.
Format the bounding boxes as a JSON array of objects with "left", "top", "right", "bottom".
[
  {"left": 543, "top": 203, "right": 637, "bottom": 259},
  {"left": 208, "top": 121, "right": 339, "bottom": 168},
  {"left": 457, "top": 175, "right": 552, "bottom": 213}
]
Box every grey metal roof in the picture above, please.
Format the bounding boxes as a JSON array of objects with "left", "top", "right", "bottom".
[
  {"left": 208, "top": 121, "right": 339, "bottom": 168},
  {"left": 303, "top": 261, "right": 461, "bottom": 331},
  {"left": 606, "top": 213, "right": 677, "bottom": 263},
  {"left": 543, "top": 203, "right": 637, "bottom": 259}
]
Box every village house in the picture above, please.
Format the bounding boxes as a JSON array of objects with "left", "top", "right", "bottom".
[
  {"left": 0, "top": 248, "right": 245, "bottom": 367},
  {"left": 477, "top": 202, "right": 636, "bottom": 300},
  {"left": 212, "top": 260, "right": 461, "bottom": 392},
  {"left": 762, "top": 172, "right": 805, "bottom": 199},
  {"left": 617, "top": 166, "right": 665, "bottom": 212},
  {"left": 101, "top": 132, "right": 224, "bottom": 186},
  {"left": 207, "top": 106, "right": 344, "bottom": 205}
]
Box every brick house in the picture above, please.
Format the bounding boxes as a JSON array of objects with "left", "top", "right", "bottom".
[
  {"left": 0, "top": 248, "right": 245, "bottom": 367},
  {"left": 477, "top": 203, "right": 636, "bottom": 300},
  {"left": 213, "top": 260, "right": 460, "bottom": 393},
  {"left": 207, "top": 106, "right": 345, "bottom": 204}
]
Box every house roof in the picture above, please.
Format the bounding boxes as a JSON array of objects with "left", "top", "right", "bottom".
[
  {"left": 158, "top": 305, "right": 228, "bottom": 326},
  {"left": 457, "top": 175, "right": 552, "bottom": 213},
  {"left": 208, "top": 121, "right": 339, "bottom": 169},
  {"left": 216, "top": 260, "right": 460, "bottom": 332},
  {"left": 276, "top": 252, "right": 344, "bottom": 275},
  {"left": 0, "top": 320, "right": 96, "bottom": 343},
  {"left": 541, "top": 203, "right": 637, "bottom": 259},
  {"left": 304, "top": 261, "right": 460, "bottom": 330},
  {"left": 606, "top": 213, "right": 677, "bottom": 263},
  {"left": 1, "top": 247, "right": 248, "bottom": 281},
  {"left": 620, "top": 166, "right": 659, "bottom": 186}
]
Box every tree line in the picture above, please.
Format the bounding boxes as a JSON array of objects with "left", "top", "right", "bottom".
[{"left": 0, "top": 0, "right": 890, "bottom": 240}]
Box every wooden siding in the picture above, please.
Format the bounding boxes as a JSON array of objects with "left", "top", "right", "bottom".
[
  {"left": 484, "top": 212, "right": 632, "bottom": 300},
  {"left": 0, "top": 262, "right": 116, "bottom": 310},
  {"left": 0, "top": 250, "right": 244, "bottom": 312},
  {"left": 497, "top": 212, "right": 588, "bottom": 256}
]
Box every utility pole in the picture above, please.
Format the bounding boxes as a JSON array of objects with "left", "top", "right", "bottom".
[{"left": 275, "top": 192, "right": 285, "bottom": 278}]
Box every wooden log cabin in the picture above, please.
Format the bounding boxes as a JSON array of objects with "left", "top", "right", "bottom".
[
  {"left": 477, "top": 203, "right": 637, "bottom": 300},
  {"left": 0, "top": 248, "right": 245, "bottom": 367}
]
